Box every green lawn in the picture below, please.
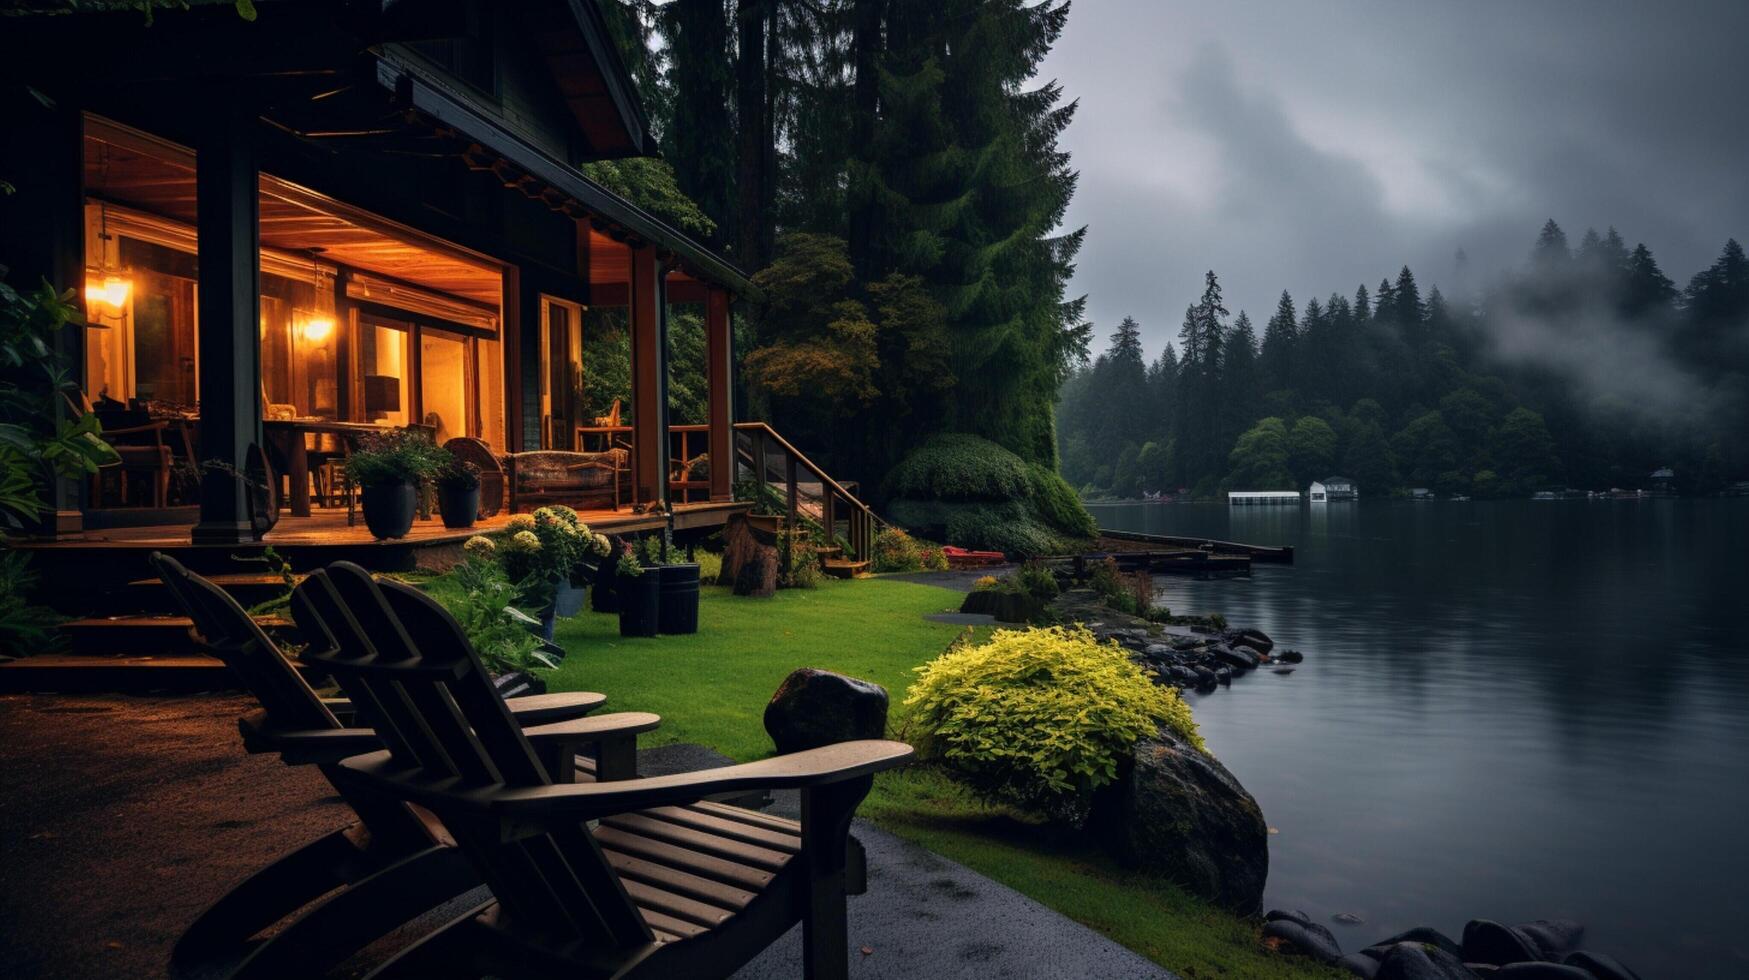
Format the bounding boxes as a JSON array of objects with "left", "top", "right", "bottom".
[{"left": 537, "top": 577, "right": 1339, "bottom": 980}]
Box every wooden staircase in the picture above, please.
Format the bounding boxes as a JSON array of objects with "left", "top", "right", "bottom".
[
  {"left": 734, "top": 423, "right": 883, "bottom": 578},
  {"left": 0, "top": 573, "right": 299, "bottom": 694}
]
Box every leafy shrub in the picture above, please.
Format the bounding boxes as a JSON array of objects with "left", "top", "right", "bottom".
[
  {"left": 1024, "top": 464, "right": 1098, "bottom": 539},
  {"left": 499, "top": 506, "right": 610, "bottom": 603},
  {"left": 905, "top": 625, "right": 1202, "bottom": 822},
  {"left": 439, "top": 557, "right": 555, "bottom": 675},
  {"left": 780, "top": 534, "right": 821, "bottom": 588},
  {"left": 436, "top": 455, "right": 481, "bottom": 490},
  {"left": 871, "top": 527, "right": 923, "bottom": 572},
  {"left": 972, "top": 575, "right": 1002, "bottom": 591},
  {"left": 881, "top": 434, "right": 1097, "bottom": 552},
  {"left": 0, "top": 550, "right": 60, "bottom": 653},
  {"left": 1087, "top": 556, "right": 1125, "bottom": 603},
  {"left": 883, "top": 433, "right": 1031, "bottom": 502},
  {"left": 917, "top": 545, "right": 949, "bottom": 571},
  {"left": 1126, "top": 569, "right": 1155, "bottom": 615},
  {"left": 1013, "top": 560, "right": 1061, "bottom": 600}
]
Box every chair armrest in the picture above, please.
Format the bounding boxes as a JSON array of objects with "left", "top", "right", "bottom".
[
  {"left": 321, "top": 692, "right": 606, "bottom": 727},
  {"left": 523, "top": 711, "right": 660, "bottom": 784},
  {"left": 491, "top": 740, "right": 913, "bottom": 824},
  {"left": 244, "top": 725, "right": 383, "bottom": 765},
  {"left": 503, "top": 691, "right": 608, "bottom": 725},
  {"left": 521, "top": 712, "right": 661, "bottom": 749}
]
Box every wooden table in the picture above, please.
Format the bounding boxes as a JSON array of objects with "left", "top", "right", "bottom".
[{"left": 262, "top": 419, "right": 398, "bottom": 518}]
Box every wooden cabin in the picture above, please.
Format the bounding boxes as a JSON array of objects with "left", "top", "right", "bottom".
[{"left": 0, "top": 0, "right": 760, "bottom": 562}]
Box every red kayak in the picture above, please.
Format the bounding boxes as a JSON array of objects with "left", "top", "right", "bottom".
[{"left": 942, "top": 545, "right": 1007, "bottom": 567}]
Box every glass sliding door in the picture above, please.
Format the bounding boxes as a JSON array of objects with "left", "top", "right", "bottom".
[
  {"left": 419, "top": 329, "right": 472, "bottom": 445},
  {"left": 540, "top": 296, "right": 584, "bottom": 449},
  {"left": 358, "top": 316, "right": 412, "bottom": 427}
]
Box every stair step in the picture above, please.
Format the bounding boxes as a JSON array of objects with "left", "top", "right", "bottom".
[
  {"left": 821, "top": 559, "right": 871, "bottom": 580},
  {"left": 0, "top": 651, "right": 318, "bottom": 694},
  {"left": 57, "top": 614, "right": 294, "bottom": 656},
  {"left": 97, "top": 573, "right": 294, "bottom": 617},
  {"left": 0, "top": 653, "right": 235, "bottom": 693}
]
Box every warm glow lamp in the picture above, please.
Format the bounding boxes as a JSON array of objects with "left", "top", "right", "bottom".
[
  {"left": 301, "top": 315, "right": 336, "bottom": 345},
  {"left": 84, "top": 274, "right": 131, "bottom": 311}
]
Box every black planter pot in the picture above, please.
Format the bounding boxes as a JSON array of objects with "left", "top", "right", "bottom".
[
  {"left": 617, "top": 571, "right": 660, "bottom": 637},
  {"left": 360, "top": 481, "right": 417, "bottom": 540},
  {"left": 591, "top": 556, "right": 619, "bottom": 612},
  {"left": 437, "top": 484, "right": 480, "bottom": 528},
  {"left": 657, "top": 563, "right": 701, "bottom": 635}
]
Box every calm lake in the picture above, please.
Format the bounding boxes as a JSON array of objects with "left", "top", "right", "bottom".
[{"left": 1087, "top": 499, "right": 1749, "bottom": 978}]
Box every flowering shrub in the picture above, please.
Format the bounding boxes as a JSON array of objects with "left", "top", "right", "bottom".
[
  {"left": 918, "top": 546, "right": 949, "bottom": 571},
  {"left": 871, "top": 527, "right": 922, "bottom": 572},
  {"left": 972, "top": 575, "right": 1002, "bottom": 591},
  {"left": 905, "top": 625, "right": 1202, "bottom": 822},
  {"left": 498, "top": 506, "right": 610, "bottom": 602}
]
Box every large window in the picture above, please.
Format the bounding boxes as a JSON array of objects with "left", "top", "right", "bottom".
[{"left": 80, "top": 200, "right": 507, "bottom": 449}]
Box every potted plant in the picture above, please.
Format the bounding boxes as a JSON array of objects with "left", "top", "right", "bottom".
[
  {"left": 436, "top": 456, "right": 482, "bottom": 529},
  {"left": 615, "top": 547, "right": 659, "bottom": 638},
  {"left": 499, "top": 507, "right": 606, "bottom": 639},
  {"left": 343, "top": 428, "right": 447, "bottom": 540},
  {"left": 642, "top": 535, "right": 702, "bottom": 635}
]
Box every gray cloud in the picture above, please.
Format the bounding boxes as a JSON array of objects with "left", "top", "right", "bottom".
[{"left": 1043, "top": 1, "right": 1749, "bottom": 353}]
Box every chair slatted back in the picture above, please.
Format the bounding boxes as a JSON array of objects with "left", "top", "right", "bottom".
[
  {"left": 147, "top": 552, "right": 337, "bottom": 733},
  {"left": 307, "top": 562, "right": 652, "bottom": 948}
]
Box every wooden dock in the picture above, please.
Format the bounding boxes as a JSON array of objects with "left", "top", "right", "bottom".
[{"left": 1095, "top": 528, "right": 1294, "bottom": 564}]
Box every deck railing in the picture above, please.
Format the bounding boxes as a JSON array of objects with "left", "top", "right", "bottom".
[{"left": 731, "top": 422, "right": 879, "bottom": 563}]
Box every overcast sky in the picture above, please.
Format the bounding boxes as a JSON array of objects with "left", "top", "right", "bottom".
[{"left": 1039, "top": 1, "right": 1749, "bottom": 354}]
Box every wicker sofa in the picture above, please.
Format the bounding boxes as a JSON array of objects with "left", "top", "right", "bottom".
[{"left": 444, "top": 438, "right": 630, "bottom": 516}]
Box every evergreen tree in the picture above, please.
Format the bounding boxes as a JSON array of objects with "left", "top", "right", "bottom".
[
  {"left": 1260, "top": 290, "right": 1297, "bottom": 393},
  {"left": 1174, "top": 271, "right": 1228, "bottom": 489},
  {"left": 1531, "top": 218, "right": 1571, "bottom": 274},
  {"left": 866, "top": 0, "right": 1087, "bottom": 466},
  {"left": 1621, "top": 242, "right": 1677, "bottom": 316},
  {"left": 1353, "top": 282, "right": 1371, "bottom": 324},
  {"left": 659, "top": 0, "right": 738, "bottom": 245},
  {"left": 1287, "top": 415, "right": 1337, "bottom": 487},
  {"left": 1220, "top": 310, "right": 1260, "bottom": 454},
  {"left": 1225, "top": 417, "right": 1294, "bottom": 490}
]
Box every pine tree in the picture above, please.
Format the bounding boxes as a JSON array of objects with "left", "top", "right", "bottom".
[
  {"left": 1260, "top": 290, "right": 1297, "bottom": 393},
  {"left": 1174, "top": 271, "right": 1228, "bottom": 488},
  {"left": 1353, "top": 283, "right": 1371, "bottom": 324},
  {"left": 865, "top": 0, "right": 1087, "bottom": 467},
  {"left": 1621, "top": 242, "right": 1677, "bottom": 316},
  {"left": 659, "top": 0, "right": 738, "bottom": 245},
  {"left": 1532, "top": 219, "right": 1571, "bottom": 274},
  {"left": 1220, "top": 310, "right": 1260, "bottom": 453}
]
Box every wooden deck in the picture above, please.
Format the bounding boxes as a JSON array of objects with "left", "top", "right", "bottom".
[{"left": 12, "top": 500, "right": 751, "bottom": 617}]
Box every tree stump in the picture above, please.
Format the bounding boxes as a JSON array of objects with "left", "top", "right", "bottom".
[{"left": 734, "top": 543, "right": 778, "bottom": 597}]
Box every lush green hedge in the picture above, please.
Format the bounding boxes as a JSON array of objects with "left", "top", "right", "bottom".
[{"left": 882, "top": 433, "right": 1096, "bottom": 554}]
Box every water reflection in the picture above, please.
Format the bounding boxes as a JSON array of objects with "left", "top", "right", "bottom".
[{"left": 1089, "top": 499, "right": 1749, "bottom": 977}]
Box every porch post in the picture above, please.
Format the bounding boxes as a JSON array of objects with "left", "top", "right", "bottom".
[
  {"left": 628, "top": 245, "right": 668, "bottom": 508},
  {"left": 190, "top": 92, "right": 264, "bottom": 544},
  {"left": 0, "top": 95, "right": 84, "bottom": 537},
  {"left": 705, "top": 286, "right": 734, "bottom": 502}
]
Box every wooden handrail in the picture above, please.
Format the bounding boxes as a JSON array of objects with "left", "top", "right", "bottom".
[
  {"left": 730, "top": 421, "right": 886, "bottom": 563},
  {"left": 732, "top": 422, "right": 867, "bottom": 510}
]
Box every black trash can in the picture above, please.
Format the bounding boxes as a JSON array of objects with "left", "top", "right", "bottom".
[
  {"left": 657, "top": 563, "right": 701, "bottom": 635},
  {"left": 617, "top": 569, "right": 660, "bottom": 638}
]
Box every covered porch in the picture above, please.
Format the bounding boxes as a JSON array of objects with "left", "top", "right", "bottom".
[{"left": 0, "top": 1, "right": 748, "bottom": 550}]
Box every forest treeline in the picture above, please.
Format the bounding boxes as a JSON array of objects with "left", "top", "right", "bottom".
[
  {"left": 600, "top": 0, "right": 1089, "bottom": 497},
  {"left": 1057, "top": 224, "right": 1749, "bottom": 499}
]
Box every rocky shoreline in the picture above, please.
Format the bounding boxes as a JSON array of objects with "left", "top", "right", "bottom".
[
  {"left": 1050, "top": 587, "right": 1303, "bottom": 694},
  {"left": 1047, "top": 589, "right": 1646, "bottom": 980}
]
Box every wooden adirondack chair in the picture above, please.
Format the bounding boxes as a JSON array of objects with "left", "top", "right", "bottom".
[
  {"left": 304, "top": 560, "right": 914, "bottom": 980},
  {"left": 147, "top": 553, "right": 656, "bottom": 979}
]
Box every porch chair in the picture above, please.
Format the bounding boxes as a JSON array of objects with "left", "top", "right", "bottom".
[
  {"left": 63, "top": 389, "right": 184, "bottom": 507},
  {"left": 308, "top": 560, "right": 915, "bottom": 980},
  {"left": 146, "top": 552, "right": 653, "bottom": 979}
]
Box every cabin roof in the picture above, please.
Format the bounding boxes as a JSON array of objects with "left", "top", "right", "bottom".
[
  {"left": 0, "top": 0, "right": 750, "bottom": 295},
  {"left": 1322, "top": 476, "right": 1356, "bottom": 485}
]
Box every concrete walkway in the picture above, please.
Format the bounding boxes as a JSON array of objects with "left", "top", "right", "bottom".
[{"left": 0, "top": 692, "right": 1175, "bottom": 980}]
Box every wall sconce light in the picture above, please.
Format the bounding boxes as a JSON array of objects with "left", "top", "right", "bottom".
[
  {"left": 300, "top": 315, "right": 336, "bottom": 345},
  {"left": 85, "top": 274, "right": 132, "bottom": 313}
]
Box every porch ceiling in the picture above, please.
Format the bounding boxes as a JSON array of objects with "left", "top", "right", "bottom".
[{"left": 85, "top": 123, "right": 503, "bottom": 308}]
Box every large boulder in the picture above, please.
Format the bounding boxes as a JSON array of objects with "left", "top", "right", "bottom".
[
  {"left": 1516, "top": 921, "right": 1584, "bottom": 960},
  {"left": 1094, "top": 725, "right": 1268, "bottom": 914},
  {"left": 1372, "top": 942, "right": 1477, "bottom": 980},
  {"left": 763, "top": 669, "right": 890, "bottom": 754},
  {"left": 1561, "top": 951, "right": 1641, "bottom": 980},
  {"left": 1261, "top": 911, "right": 1343, "bottom": 963},
  {"left": 1462, "top": 920, "right": 1546, "bottom": 965},
  {"left": 1363, "top": 927, "right": 1463, "bottom": 961}
]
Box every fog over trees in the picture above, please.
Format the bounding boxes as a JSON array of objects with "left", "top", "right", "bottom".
[{"left": 1057, "top": 223, "right": 1749, "bottom": 498}]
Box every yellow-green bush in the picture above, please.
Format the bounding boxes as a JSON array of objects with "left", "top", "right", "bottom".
[
  {"left": 904, "top": 625, "right": 1202, "bottom": 821},
  {"left": 871, "top": 527, "right": 923, "bottom": 572}
]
